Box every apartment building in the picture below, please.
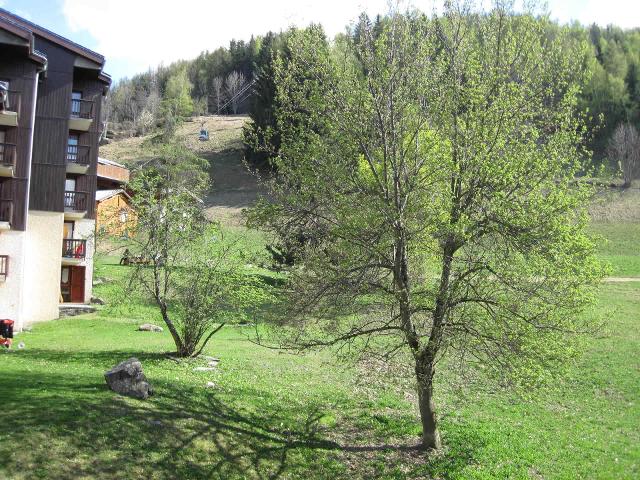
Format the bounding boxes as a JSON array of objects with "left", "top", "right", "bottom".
[{"left": 0, "top": 9, "right": 110, "bottom": 330}]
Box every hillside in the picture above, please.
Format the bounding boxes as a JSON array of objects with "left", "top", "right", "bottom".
[{"left": 99, "top": 115, "right": 263, "bottom": 226}]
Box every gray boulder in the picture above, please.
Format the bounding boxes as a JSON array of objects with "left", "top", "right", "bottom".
[
  {"left": 104, "top": 358, "right": 154, "bottom": 399},
  {"left": 138, "top": 323, "right": 163, "bottom": 332}
]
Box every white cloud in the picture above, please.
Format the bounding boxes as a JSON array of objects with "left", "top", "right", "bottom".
[
  {"left": 62, "top": 0, "right": 390, "bottom": 77},
  {"left": 577, "top": 0, "right": 640, "bottom": 29},
  {"left": 548, "top": 0, "right": 640, "bottom": 29}
]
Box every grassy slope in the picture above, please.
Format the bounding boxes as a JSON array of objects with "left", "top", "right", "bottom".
[{"left": 1, "top": 123, "right": 638, "bottom": 479}]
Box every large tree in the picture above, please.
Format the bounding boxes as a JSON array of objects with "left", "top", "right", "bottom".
[{"left": 252, "top": 3, "right": 606, "bottom": 450}]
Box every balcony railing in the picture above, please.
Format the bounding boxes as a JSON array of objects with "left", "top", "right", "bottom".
[
  {"left": 0, "top": 142, "right": 16, "bottom": 168},
  {"left": 0, "top": 199, "right": 13, "bottom": 223},
  {"left": 62, "top": 239, "right": 86, "bottom": 259},
  {"left": 66, "top": 144, "right": 91, "bottom": 166},
  {"left": 70, "top": 98, "right": 94, "bottom": 119},
  {"left": 64, "top": 191, "right": 88, "bottom": 212},
  {"left": 0, "top": 255, "right": 7, "bottom": 281}
]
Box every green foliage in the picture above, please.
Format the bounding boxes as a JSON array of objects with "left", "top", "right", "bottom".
[
  {"left": 580, "top": 25, "right": 640, "bottom": 165},
  {"left": 161, "top": 67, "right": 195, "bottom": 120}
]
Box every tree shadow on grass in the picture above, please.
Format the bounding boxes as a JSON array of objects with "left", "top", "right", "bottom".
[{"left": 1, "top": 348, "right": 481, "bottom": 479}]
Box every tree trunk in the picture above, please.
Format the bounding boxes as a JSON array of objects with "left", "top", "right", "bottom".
[
  {"left": 159, "top": 303, "right": 185, "bottom": 356},
  {"left": 416, "top": 358, "right": 441, "bottom": 450}
]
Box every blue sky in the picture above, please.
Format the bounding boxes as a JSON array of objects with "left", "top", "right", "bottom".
[{"left": 2, "top": 0, "right": 639, "bottom": 82}]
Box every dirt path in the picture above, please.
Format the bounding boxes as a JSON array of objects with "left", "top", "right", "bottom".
[
  {"left": 176, "top": 115, "right": 264, "bottom": 226},
  {"left": 604, "top": 277, "right": 640, "bottom": 282}
]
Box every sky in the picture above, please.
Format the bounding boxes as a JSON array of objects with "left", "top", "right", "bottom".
[{"left": 1, "top": 0, "right": 639, "bottom": 81}]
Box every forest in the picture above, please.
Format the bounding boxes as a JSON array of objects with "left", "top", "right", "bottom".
[{"left": 105, "top": 18, "right": 640, "bottom": 174}]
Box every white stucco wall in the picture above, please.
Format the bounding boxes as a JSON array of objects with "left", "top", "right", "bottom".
[
  {"left": 22, "top": 211, "right": 64, "bottom": 327},
  {"left": 0, "top": 229, "right": 27, "bottom": 328},
  {"left": 74, "top": 218, "right": 95, "bottom": 303}
]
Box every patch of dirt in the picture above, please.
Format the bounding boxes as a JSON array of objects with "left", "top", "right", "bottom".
[{"left": 589, "top": 187, "right": 640, "bottom": 222}]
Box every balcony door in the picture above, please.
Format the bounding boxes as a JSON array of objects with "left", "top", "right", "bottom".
[
  {"left": 61, "top": 265, "right": 85, "bottom": 303},
  {"left": 67, "top": 134, "right": 79, "bottom": 162},
  {"left": 71, "top": 91, "right": 82, "bottom": 117}
]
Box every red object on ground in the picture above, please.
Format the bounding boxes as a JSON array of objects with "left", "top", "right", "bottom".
[{"left": 0, "top": 319, "right": 14, "bottom": 347}]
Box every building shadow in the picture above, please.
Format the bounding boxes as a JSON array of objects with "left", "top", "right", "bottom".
[{"left": 1, "top": 348, "right": 482, "bottom": 479}]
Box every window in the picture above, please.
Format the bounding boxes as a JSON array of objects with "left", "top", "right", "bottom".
[
  {"left": 0, "top": 255, "right": 8, "bottom": 281},
  {"left": 63, "top": 221, "right": 74, "bottom": 239},
  {"left": 65, "top": 177, "right": 76, "bottom": 192},
  {"left": 61, "top": 266, "right": 70, "bottom": 284},
  {"left": 0, "top": 130, "right": 5, "bottom": 164},
  {"left": 71, "top": 91, "right": 82, "bottom": 117},
  {"left": 0, "top": 79, "right": 10, "bottom": 111},
  {"left": 119, "top": 209, "right": 128, "bottom": 224}
]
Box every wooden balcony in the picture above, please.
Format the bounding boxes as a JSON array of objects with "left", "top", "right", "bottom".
[
  {"left": 69, "top": 98, "right": 94, "bottom": 131},
  {"left": 62, "top": 239, "right": 87, "bottom": 265},
  {"left": 64, "top": 191, "right": 88, "bottom": 219},
  {"left": 0, "top": 255, "right": 7, "bottom": 281},
  {"left": 0, "top": 142, "right": 16, "bottom": 177},
  {"left": 0, "top": 90, "right": 20, "bottom": 127},
  {"left": 66, "top": 144, "right": 91, "bottom": 174},
  {"left": 0, "top": 199, "right": 13, "bottom": 230}
]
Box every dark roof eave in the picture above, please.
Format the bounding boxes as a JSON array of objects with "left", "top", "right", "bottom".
[
  {"left": 0, "top": 8, "right": 106, "bottom": 67},
  {"left": 0, "top": 17, "right": 48, "bottom": 69},
  {"left": 99, "top": 72, "right": 112, "bottom": 87}
]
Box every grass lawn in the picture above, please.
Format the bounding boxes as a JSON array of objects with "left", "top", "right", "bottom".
[
  {"left": 2, "top": 219, "right": 639, "bottom": 479},
  {"left": 590, "top": 222, "right": 640, "bottom": 277}
]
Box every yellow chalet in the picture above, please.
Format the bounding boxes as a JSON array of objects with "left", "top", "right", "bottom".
[{"left": 95, "top": 157, "right": 135, "bottom": 236}]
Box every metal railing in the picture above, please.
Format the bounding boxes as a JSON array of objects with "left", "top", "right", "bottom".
[
  {"left": 64, "top": 191, "right": 89, "bottom": 211},
  {"left": 62, "top": 239, "right": 87, "bottom": 259},
  {"left": 66, "top": 144, "right": 91, "bottom": 166},
  {"left": 0, "top": 142, "right": 16, "bottom": 168},
  {"left": 0, "top": 255, "right": 7, "bottom": 281},
  {"left": 70, "top": 98, "right": 94, "bottom": 119},
  {"left": 0, "top": 199, "right": 13, "bottom": 223}
]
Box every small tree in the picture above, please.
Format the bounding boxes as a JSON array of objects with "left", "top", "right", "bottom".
[
  {"left": 608, "top": 123, "right": 640, "bottom": 186},
  {"left": 161, "top": 67, "right": 194, "bottom": 120},
  {"left": 225, "top": 71, "right": 246, "bottom": 114},
  {"left": 211, "top": 76, "right": 225, "bottom": 113},
  {"left": 252, "top": 5, "right": 606, "bottom": 450},
  {"left": 193, "top": 96, "right": 208, "bottom": 116},
  {"left": 126, "top": 144, "right": 269, "bottom": 357},
  {"left": 135, "top": 109, "right": 155, "bottom": 136}
]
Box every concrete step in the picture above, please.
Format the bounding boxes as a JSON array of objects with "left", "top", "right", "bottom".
[{"left": 59, "top": 304, "right": 97, "bottom": 318}]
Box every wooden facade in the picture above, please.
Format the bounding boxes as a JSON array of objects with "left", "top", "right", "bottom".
[
  {"left": 96, "top": 190, "right": 137, "bottom": 236},
  {"left": 0, "top": 9, "right": 110, "bottom": 229},
  {"left": 0, "top": 43, "right": 40, "bottom": 230}
]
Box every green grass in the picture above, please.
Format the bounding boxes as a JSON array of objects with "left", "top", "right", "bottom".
[
  {"left": 1, "top": 224, "right": 639, "bottom": 479},
  {"left": 590, "top": 222, "right": 640, "bottom": 277}
]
